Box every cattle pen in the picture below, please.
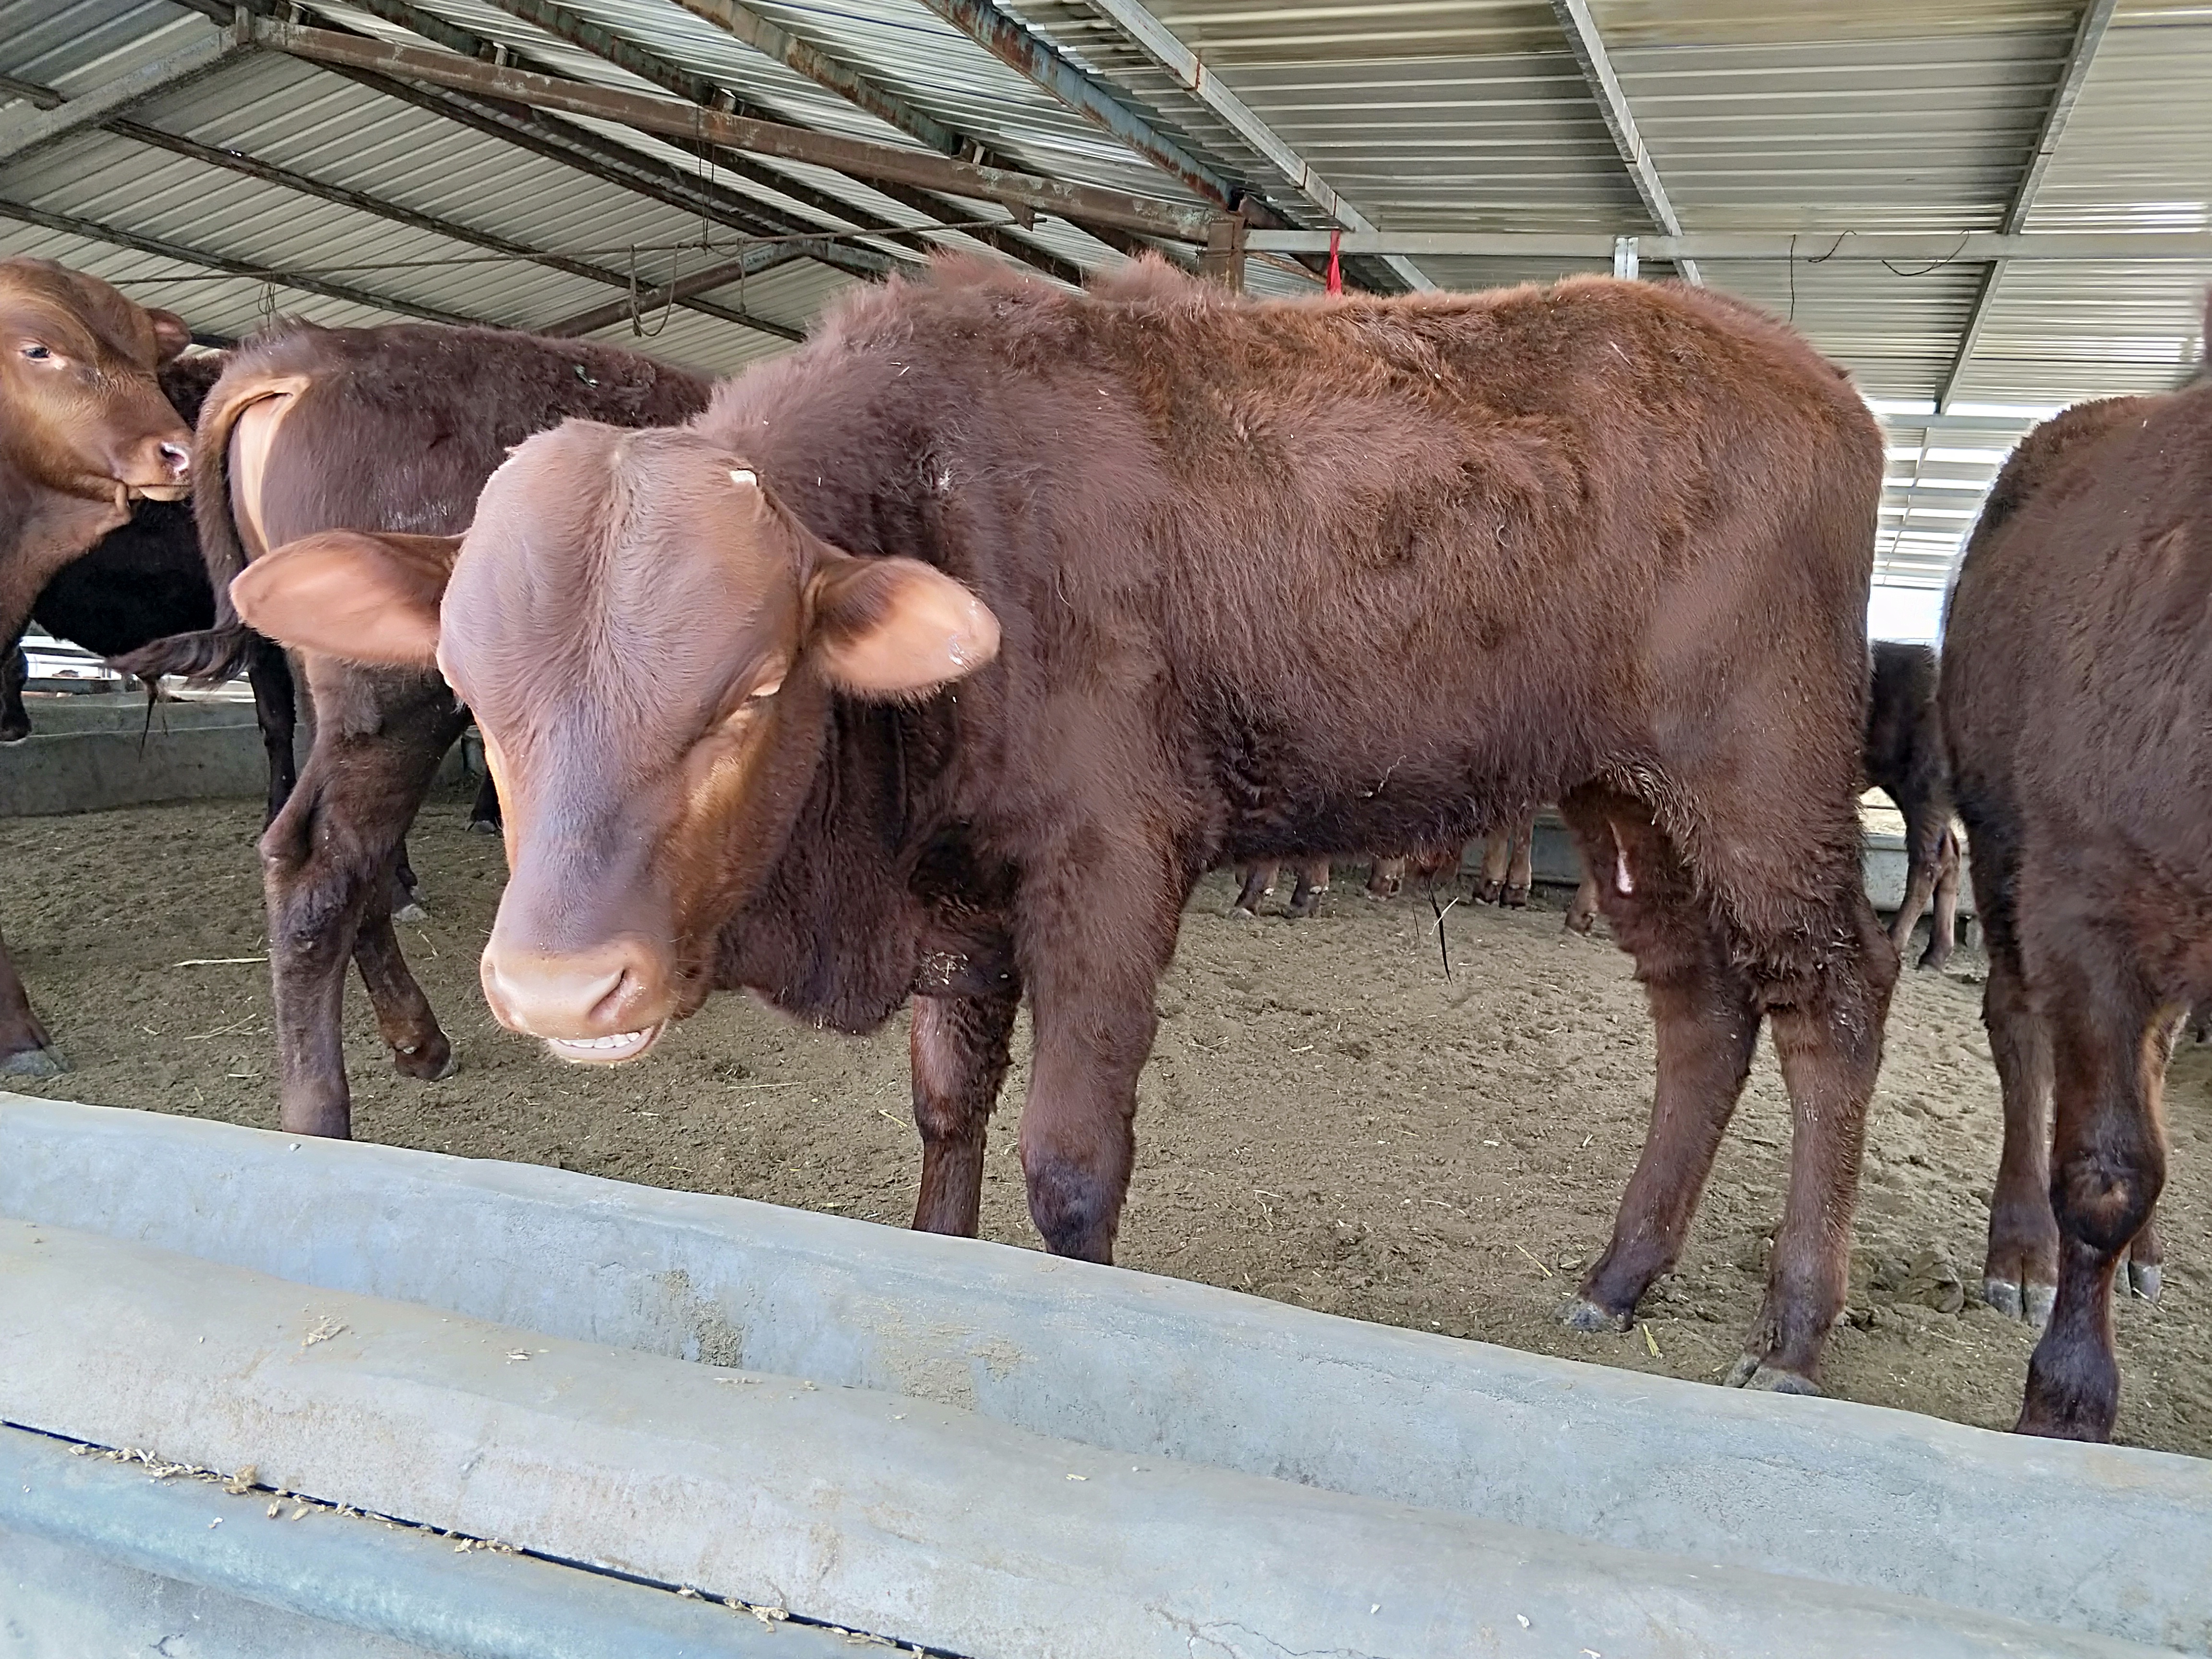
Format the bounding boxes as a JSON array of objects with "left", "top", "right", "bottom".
[{"left": 8, "top": 0, "right": 2212, "bottom": 1651}]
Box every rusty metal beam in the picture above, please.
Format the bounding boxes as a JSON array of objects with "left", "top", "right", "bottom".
[
  {"left": 0, "top": 198, "right": 486, "bottom": 325},
  {"left": 163, "top": 0, "right": 903, "bottom": 282},
  {"left": 472, "top": 0, "right": 1083, "bottom": 283},
  {"left": 541, "top": 242, "right": 805, "bottom": 337},
  {"left": 101, "top": 117, "right": 802, "bottom": 339},
  {"left": 246, "top": 19, "right": 1217, "bottom": 241}
]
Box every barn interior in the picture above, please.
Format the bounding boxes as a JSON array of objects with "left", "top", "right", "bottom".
[{"left": 4, "top": 2, "right": 2212, "bottom": 1652}]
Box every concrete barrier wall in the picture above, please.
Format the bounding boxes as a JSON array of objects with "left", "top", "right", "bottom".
[
  {"left": 0, "top": 695, "right": 466, "bottom": 817},
  {"left": 0, "top": 1096, "right": 2198, "bottom": 1657}
]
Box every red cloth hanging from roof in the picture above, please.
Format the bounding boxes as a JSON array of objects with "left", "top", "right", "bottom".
[{"left": 1326, "top": 228, "right": 1343, "bottom": 296}]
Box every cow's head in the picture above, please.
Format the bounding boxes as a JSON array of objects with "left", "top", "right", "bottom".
[
  {"left": 231, "top": 420, "right": 998, "bottom": 1064},
  {"left": 0, "top": 258, "right": 193, "bottom": 501}
]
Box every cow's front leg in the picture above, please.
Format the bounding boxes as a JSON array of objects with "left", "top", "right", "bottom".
[
  {"left": 1016, "top": 852, "right": 1182, "bottom": 1262},
  {"left": 910, "top": 991, "right": 1021, "bottom": 1236},
  {"left": 0, "top": 928, "right": 62, "bottom": 1077}
]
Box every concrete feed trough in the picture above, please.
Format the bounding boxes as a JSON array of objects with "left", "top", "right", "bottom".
[{"left": 2, "top": 1094, "right": 2195, "bottom": 1657}]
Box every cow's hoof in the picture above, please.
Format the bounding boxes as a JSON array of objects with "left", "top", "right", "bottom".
[
  {"left": 1915, "top": 947, "right": 1953, "bottom": 972},
  {"left": 392, "top": 899, "right": 430, "bottom": 925},
  {"left": 468, "top": 817, "right": 501, "bottom": 835},
  {"left": 394, "top": 1040, "right": 457, "bottom": 1082},
  {"left": 1557, "top": 1295, "right": 1631, "bottom": 1334},
  {"left": 1723, "top": 1354, "right": 1820, "bottom": 1395},
  {"left": 1503, "top": 884, "right": 1531, "bottom": 909},
  {"left": 1983, "top": 1275, "right": 2055, "bottom": 1327},
  {"left": 1478, "top": 881, "right": 1504, "bottom": 905},
  {"left": 0, "top": 727, "right": 27, "bottom": 747},
  {"left": 0, "top": 1044, "right": 65, "bottom": 1079},
  {"left": 2125, "top": 1261, "right": 2163, "bottom": 1302},
  {"left": 1230, "top": 904, "right": 1259, "bottom": 920}
]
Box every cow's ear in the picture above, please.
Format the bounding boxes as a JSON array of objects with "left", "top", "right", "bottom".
[
  {"left": 147, "top": 309, "right": 191, "bottom": 364},
  {"left": 231, "top": 530, "right": 459, "bottom": 668},
  {"left": 805, "top": 551, "right": 998, "bottom": 697}
]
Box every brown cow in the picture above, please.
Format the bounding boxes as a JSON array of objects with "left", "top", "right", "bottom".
[
  {"left": 0, "top": 258, "right": 193, "bottom": 1074},
  {"left": 1865, "top": 640, "right": 1961, "bottom": 970},
  {"left": 1230, "top": 845, "right": 1456, "bottom": 917},
  {"left": 233, "top": 259, "right": 1896, "bottom": 1392},
  {"left": 1943, "top": 329, "right": 2210, "bottom": 1439},
  {"left": 122, "top": 321, "right": 709, "bottom": 1135},
  {"left": 1477, "top": 810, "right": 1602, "bottom": 931}
]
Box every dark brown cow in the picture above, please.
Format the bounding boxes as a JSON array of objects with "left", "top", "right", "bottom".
[
  {"left": 123, "top": 322, "right": 709, "bottom": 1135},
  {"left": 234, "top": 259, "right": 1896, "bottom": 1391},
  {"left": 1865, "top": 640, "right": 1960, "bottom": 970},
  {"left": 0, "top": 258, "right": 193, "bottom": 1074},
  {"left": 1943, "top": 329, "right": 2211, "bottom": 1440}
]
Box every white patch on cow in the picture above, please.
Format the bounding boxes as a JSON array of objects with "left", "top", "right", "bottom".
[
  {"left": 1614, "top": 842, "right": 1635, "bottom": 896},
  {"left": 728, "top": 468, "right": 757, "bottom": 488}
]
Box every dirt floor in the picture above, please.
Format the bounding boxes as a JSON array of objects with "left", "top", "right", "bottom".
[{"left": 7, "top": 787, "right": 2210, "bottom": 1456}]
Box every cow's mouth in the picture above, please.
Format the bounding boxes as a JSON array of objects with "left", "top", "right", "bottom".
[{"left": 542, "top": 1022, "right": 666, "bottom": 1065}]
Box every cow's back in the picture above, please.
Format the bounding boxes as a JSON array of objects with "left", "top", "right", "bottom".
[
  {"left": 218, "top": 322, "right": 712, "bottom": 544},
  {"left": 706, "top": 264, "right": 1882, "bottom": 857}
]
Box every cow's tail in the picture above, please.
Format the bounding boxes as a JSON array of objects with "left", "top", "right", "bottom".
[{"left": 109, "top": 372, "right": 298, "bottom": 687}]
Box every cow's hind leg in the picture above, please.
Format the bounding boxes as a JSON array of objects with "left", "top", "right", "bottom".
[
  {"left": 1286, "top": 858, "right": 1331, "bottom": 919},
  {"left": 0, "top": 929, "right": 62, "bottom": 1077},
  {"left": 1503, "top": 815, "right": 1534, "bottom": 908},
  {"left": 910, "top": 990, "right": 1021, "bottom": 1236},
  {"left": 1919, "top": 827, "right": 1962, "bottom": 971},
  {"left": 1555, "top": 798, "right": 1762, "bottom": 1337},
  {"left": 468, "top": 770, "right": 504, "bottom": 835},
  {"left": 2, "top": 643, "right": 28, "bottom": 745},
  {"left": 246, "top": 637, "right": 298, "bottom": 826},
  {"left": 262, "top": 688, "right": 462, "bottom": 1138},
  {"left": 1231, "top": 862, "right": 1276, "bottom": 918},
  {"left": 2016, "top": 934, "right": 2167, "bottom": 1441},
  {"left": 1478, "top": 830, "right": 1512, "bottom": 904},
  {"left": 1366, "top": 856, "right": 1406, "bottom": 900},
  {"left": 1978, "top": 847, "right": 2060, "bottom": 1324}
]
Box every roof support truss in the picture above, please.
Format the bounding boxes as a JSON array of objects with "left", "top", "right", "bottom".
[
  {"left": 467, "top": 0, "right": 1087, "bottom": 283},
  {"left": 0, "top": 26, "right": 250, "bottom": 164},
  {"left": 0, "top": 196, "right": 486, "bottom": 324},
  {"left": 1549, "top": 0, "right": 1699, "bottom": 285},
  {"left": 1937, "top": 0, "right": 2121, "bottom": 409}
]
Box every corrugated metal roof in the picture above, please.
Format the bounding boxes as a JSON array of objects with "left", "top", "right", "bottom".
[{"left": 2, "top": 0, "right": 2208, "bottom": 602}]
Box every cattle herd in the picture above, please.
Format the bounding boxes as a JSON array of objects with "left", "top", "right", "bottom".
[{"left": 2, "top": 250, "right": 2207, "bottom": 1448}]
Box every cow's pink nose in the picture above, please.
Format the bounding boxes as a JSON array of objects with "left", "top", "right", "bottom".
[
  {"left": 480, "top": 935, "right": 674, "bottom": 1062},
  {"left": 120, "top": 434, "right": 192, "bottom": 488},
  {"left": 156, "top": 440, "right": 190, "bottom": 479}
]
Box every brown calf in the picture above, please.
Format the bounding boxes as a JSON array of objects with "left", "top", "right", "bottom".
[
  {"left": 235, "top": 259, "right": 1895, "bottom": 1391},
  {"left": 0, "top": 258, "right": 193, "bottom": 1075},
  {"left": 1943, "top": 333, "right": 2212, "bottom": 1440},
  {"left": 1231, "top": 845, "right": 1456, "bottom": 917},
  {"left": 1865, "top": 640, "right": 1961, "bottom": 969},
  {"left": 125, "top": 321, "right": 709, "bottom": 1135}
]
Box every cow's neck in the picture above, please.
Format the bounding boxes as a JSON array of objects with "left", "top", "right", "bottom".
[
  {"left": 716, "top": 695, "right": 978, "bottom": 1033},
  {"left": 0, "top": 469, "right": 132, "bottom": 649}
]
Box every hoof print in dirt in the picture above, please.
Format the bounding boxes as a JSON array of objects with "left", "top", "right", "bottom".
[
  {"left": 1557, "top": 1295, "right": 1631, "bottom": 1334},
  {"left": 1723, "top": 1355, "right": 1820, "bottom": 1395}
]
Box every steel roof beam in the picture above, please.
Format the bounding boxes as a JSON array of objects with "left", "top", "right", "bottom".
[
  {"left": 659, "top": 0, "right": 1157, "bottom": 264},
  {"left": 166, "top": 0, "right": 903, "bottom": 281},
  {"left": 0, "top": 27, "right": 251, "bottom": 165},
  {"left": 1548, "top": 0, "right": 1699, "bottom": 286},
  {"left": 1938, "top": 0, "right": 2120, "bottom": 410},
  {"left": 0, "top": 74, "right": 66, "bottom": 111},
  {"left": 250, "top": 17, "right": 1217, "bottom": 242},
  {"left": 539, "top": 241, "right": 805, "bottom": 336},
  {"left": 908, "top": 0, "right": 1397, "bottom": 290},
  {"left": 1078, "top": 0, "right": 1432, "bottom": 292},
  {"left": 328, "top": 0, "right": 995, "bottom": 275},
  {"left": 1245, "top": 229, "right": 2212, "bottom": 260},
  {"left": 0, "top": 197, "right": 489, "bottom": 325},
  {"left": 468, "top": 0, "right": 1085, "bottom": 283},
  {"left": 101, "top": 117, "right": 803, "bottom": 338}
]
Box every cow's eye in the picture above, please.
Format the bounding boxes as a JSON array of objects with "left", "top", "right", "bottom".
[{"left": 20, "top": 345, "right": 52, "bottom": 361}]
